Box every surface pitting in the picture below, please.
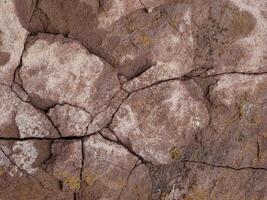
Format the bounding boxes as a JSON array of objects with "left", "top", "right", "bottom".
[{"left": 0, "top": 0, "right": 267, "bottom": 199}]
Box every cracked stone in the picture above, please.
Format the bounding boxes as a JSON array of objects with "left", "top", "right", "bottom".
[
  {"left": 45, "top": 140, "right": 82, "bottom": 192},
  {"left": 87, "top": 90, "right": 128, "bottom": 134},
  {"left": 118, "top": 164, "right": 152, "bottom": 200},
  {"left": 103, "top": 2, "right": 194, "bottom": 82},
  {"left": 196, "top": 74, "right": 267, "bottom": 168},
  {"left": 0, "top": 0, "right": 267, "bottom": 199},
  {"left": 48, "top": 104, "right": 92, "bottom": 137},
  {"left": 20, "top": 34, "right": 121, "bottom": 115},
  {"left": 0, "top": 0, "right": 28, "bottom": 85},
  {"left": 0, "top": 85, "right": 59, "bottom": 138},
  {"left": 81, "top": 134, "right": 143, "bottom": 199},
  {"left": 100, "top": 128, "right": 118, "bottom": 142},
  {"left": 0, "top": 139, "right": 76, "bottom": 200},
  {"left": 150, "top": 162, "right": 267, "bottom": 200},
  {"left": 111, "top": 80, "right": 209, "bottom": 164}
]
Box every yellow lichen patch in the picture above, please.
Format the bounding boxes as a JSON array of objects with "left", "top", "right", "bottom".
[
  {"left": 138, "top": 33, "right": 153, "bottom": 46},
  {"left": 126, "top": 24, "right": 135, "bottom": 34},
  {"left": 83, "top": 168, "right": 99, "bottom": 186},
  {"left": 61, "top": 172, "right": 80, "bottom": 190},
  {"left": 0, "top": 166, "right": 5, "bottom": 176},
  {"left": 84, "top": 172, "right": 94, "bottom": 186},
  {"left": 166, "top": 14, "right": 178, "bottom": 29},
  {"left": 185, "top": 189, "right": 210, "bottom": 200},
  {"left": 170, "top": 147, "right": 181, "bottom": 160},
  {"left": 250, "top": 114, "right": 262, "bottom": 124},
  {"left": 261, "top": 132, "right": 267, "bottom": 139}
]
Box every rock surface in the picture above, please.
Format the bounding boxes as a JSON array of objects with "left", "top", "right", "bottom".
[{"left": 0, "top": 0, "right": 267, "bottom": 199}]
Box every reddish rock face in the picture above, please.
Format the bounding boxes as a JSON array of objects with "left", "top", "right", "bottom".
[
  {"left": 20, "top": 34, "right": 121, "bottom": 114},
  {"left": 0, "top": 0, "right": 267, "bottom": 199},
  {"left": 48, "top": 104, "right": 92, "bottom": 137},
  {"left": 111, "top": 80, "right": 209, "bottom": 164}
]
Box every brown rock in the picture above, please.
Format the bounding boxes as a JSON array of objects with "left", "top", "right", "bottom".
[
  {"left": 103, "top": 2, "right": 194, "bottom": 82},
  {"left": 45, "top": 140, "right": 82, "bottom": 192},
  {"left": 0, "top": 0, "right": 266, "bottom": 199},
  {"left": 150, "top": 162, "right": 267, "bottom": 199},
  {"left": 192, "top": 0, "right": 267, "bottom": 74},
  {"left": 81, "top": 134, "right": 139, "bottom": 199},
  {"left": 111, "top": 80, "right": 209, "bottom": 164},
  {"left": 0, "top": 140, "right": 75, "bottom": 200},
  {"left": 0, "top": 0, "right": 28, "bottom": 85},
  {"left": 20, "top": 34, "right": 121, "bottom": 115},
  {"left": 87, "top": 90, "right": 128, "bottom": 134},
  {"left": 118, "top": 164, "right": 152, "bottom": 200},
  {"left": 0, "top": 85, "right": 59, "bottom": 138},
  {"left": 198, "top": 74, "right": 267, "bottom": 168},
  {"left": 48, "top": 104, "right": 92, "bottom": 137}
]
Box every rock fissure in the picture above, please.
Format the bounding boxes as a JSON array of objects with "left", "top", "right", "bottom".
[{"left": 1, "top": 0, "right": 267, "bottom": 199}]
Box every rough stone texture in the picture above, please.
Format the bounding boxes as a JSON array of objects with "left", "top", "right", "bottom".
[
  {"left": 0, "top": 85, "right": 59, "bottom": 138},
  {"left": 45, "top": 140, "right": 82, "bottom": 192},
  {"left": 111, "top": 80, "right": 209, "bottom": 164},
  {"left": 20, "top": 34, "right": 121, "bottom": 115},
  {"left": 48, "top": 104, "right": 92, "bottom": 137},
  {"left": 0, "top": 0, "right": 28, "bottom": 85},
  {"left": 150, "top": 162, "right": 267, "bottom": 200},
  {"left": 81, "top": 134, "right": 141, "bottom": 200},
  {"left": 0, "top": 0, "right": 267, "bottom": 199},
  {"left": 0, "top": 139, "right": 77, "bottom": 200}
]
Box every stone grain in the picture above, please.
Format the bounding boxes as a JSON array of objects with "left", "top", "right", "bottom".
[{"left": 0, "top": 0, "right": 267, "bottom": 199}]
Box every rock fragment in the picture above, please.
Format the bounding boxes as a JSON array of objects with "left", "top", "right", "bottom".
[
  {"left": 20, "top": 34, "right": 121, "bottom": 115},
  {"left": 0, "top": 0, "right": 28, "bottom": 85},
  {"left": 150, "top": 162, "right": 267, "bottom": 200},
  {"left": 45, "top": 140, "right": 82, "bottom": 192},
  {"left": 111, "top": 80, "right": 209, "bottom": 164},
  {"left": 48, "top": 104, "right": 92, "bottom": 137},
  {"left": 81, "top": 134, "right": 140, "bottom": 199},
  {"left": 0, "top": 85, "right": 59, "bottom": 138}
]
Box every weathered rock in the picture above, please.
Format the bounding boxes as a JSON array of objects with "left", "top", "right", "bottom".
[
  {"left": 81, "top": 134, "right": 139, "bottom": 199},
  {"left": 0, "top": 85, "right": 59, "bottom": 138},
  {"left": 0, "top": 0, "right": 28, "bottom": 85},
  {"left": 118, "top": 164, "right": 152, "bottom": 200},
  {"left": 1, "top": 0, "right": 267, "bottom": 199},
  {"left": 150, "top": 162, "right": 267, "bottom": 200},
  {"left": 104, "top": 2, "right": 194, "bottom": 83},
  {"left": 111, "top": 80, "right": 209, "bottom": 164},
  {"left": 192, "top": 0, "right": 267, "bottom": 75},
  {"left": 20, "top": 34, "right": 121, "bottom": 115},
  {"left": 198, "top": 74, "right": 267, "bottom": 168},
  {"left": 97, "top": 0, "right": 144, "bottom": 29},
  {"left": 87, "top": 90, "right": 128, "bottom": 134},
  {"left": 0, "top": 139, "right": 79, "bottom": 199},
  {"left": 48, "top": 104, "right": 92, "bottom": 137},
  {"left": 100, "top": 128, "right": 118, "bottom": 142},
  {"left": 45, "top": 140, "right": 82, "bottom": 192}
]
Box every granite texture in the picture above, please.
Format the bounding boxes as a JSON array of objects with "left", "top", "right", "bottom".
[{"left": 0, "top": 0, "right": 267, "bottom": 199}]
